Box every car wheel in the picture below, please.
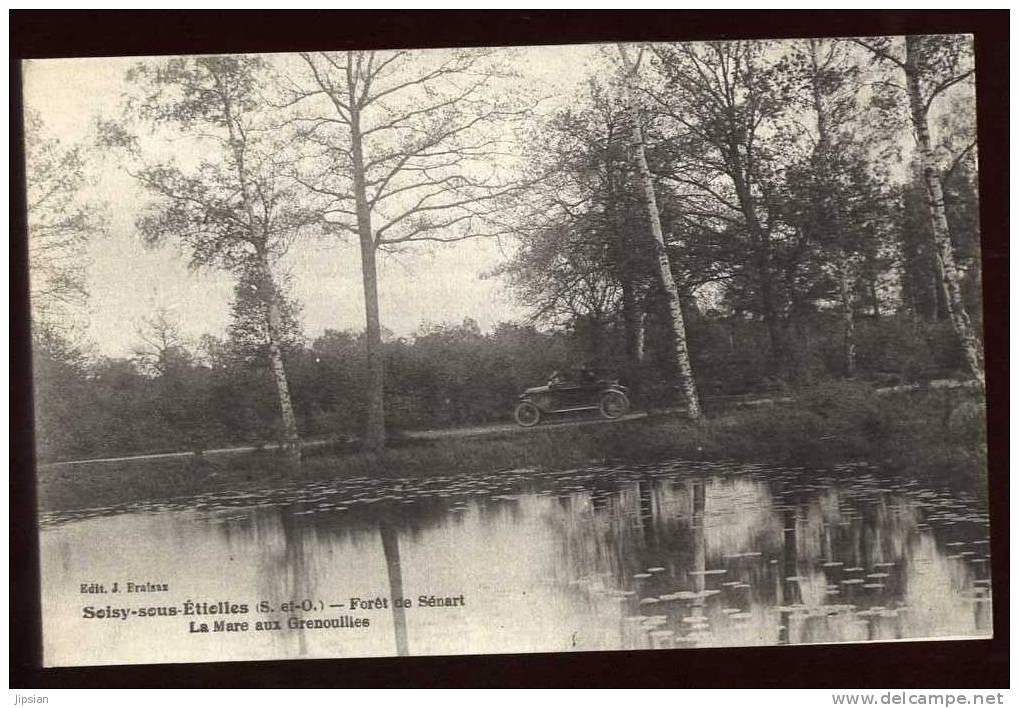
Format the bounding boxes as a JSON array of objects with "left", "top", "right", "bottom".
[
  {"left": 513, "top": 401, "right": 541, "bottom": 427},
  {"left": 599, "top": 391, "right": 629, "bottom": 419}
]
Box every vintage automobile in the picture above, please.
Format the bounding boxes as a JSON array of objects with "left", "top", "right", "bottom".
[{"left": 513, "top": 370, "right": 630, "bottom": 427}]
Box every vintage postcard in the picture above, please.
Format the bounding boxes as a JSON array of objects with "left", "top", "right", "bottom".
[{"left": 24, "top": 33, "right": 990, "bottom": 668}]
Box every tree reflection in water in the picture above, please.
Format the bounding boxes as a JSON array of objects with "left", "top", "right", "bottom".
[
  {"left": 778, "top": 506, "right": 801, "bottom": 645},
  {"left": 38, "top": 463, "right": 992, "bottom": 665},
  {"left": 379, "top": 522, "right": 409, "bottom": 656}
]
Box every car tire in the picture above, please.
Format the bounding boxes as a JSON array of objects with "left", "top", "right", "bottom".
[
  {"left": 599, "top": 390, "right": 629, "bottom": 419},
  {"left": 513, "top": 401, "right": 541, "bottom": 427}
]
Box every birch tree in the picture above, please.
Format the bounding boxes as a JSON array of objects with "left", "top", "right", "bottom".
[
  {"left": 105, "top": 55, "right": 315, "bottom": 460},
  {"left": 855, "top": 34, "right": 984, "bottom": 385},
  {"left": 282, "top": 49, "right": 529, "bottom": 451},
  {"left": 616, "top": 44, "right": 702, "bottom": 419}
]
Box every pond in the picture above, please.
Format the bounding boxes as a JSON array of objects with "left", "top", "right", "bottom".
[{"left": 39, "top": 460, "right": 992, "bottom": 666}]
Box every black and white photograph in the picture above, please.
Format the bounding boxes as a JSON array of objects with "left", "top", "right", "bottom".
[{"left": 14, "top": 12, "right": 1002, "bottom": 683}]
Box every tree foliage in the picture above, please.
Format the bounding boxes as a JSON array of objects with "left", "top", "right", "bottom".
[{"left": 25, "top": 110, "right": 107, "bottom": 328}]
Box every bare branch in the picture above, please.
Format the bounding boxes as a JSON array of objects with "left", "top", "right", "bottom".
[
  {"left": 925, "top": 69, "right": 975, "bottom": 110},
  {"left": 851, "top": 38, "right": 906, "bottom": 69}
]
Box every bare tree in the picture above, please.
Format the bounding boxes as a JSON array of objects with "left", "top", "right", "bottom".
[
  {"left": 854, "top": 34, "right": 984, "bottom": 386},
  {"left": 133, "top": 308, "right": 191, "bottom": 377},
  {"left": 24, "top": 109, "right": 107, "bottom": 330},
  {"left": 616, "top": 44, "right": 702, "bottom": 420},
  {"left": 281, "top": 49, "right": 530, "bottom": 451},
  {"left": 104, "top": 56, "right": 316, "bottom": 461},
  {"left": 504, "top": 218, "right": 623, "bottom": 334}
]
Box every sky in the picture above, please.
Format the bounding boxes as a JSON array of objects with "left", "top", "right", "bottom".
[
  {"left": 22, "top": 45, "right": 606, "bottom": 357},
  {"left": 21, "top": 38, "right": 972, "bottom": 358}
]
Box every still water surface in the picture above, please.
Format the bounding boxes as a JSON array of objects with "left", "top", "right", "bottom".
[{"left": 40, "top": 460, "right": 992, "bottom": 666}]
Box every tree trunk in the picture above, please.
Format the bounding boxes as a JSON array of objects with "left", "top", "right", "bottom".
[
  {"left": 838, "top": 249, "right": 856, "bottom": 376},
  {"left": 604, "top": 153, "right": 644, "bottom": 396},
  {"left": 620, "top": 280, "right": 642, "bottom": 365},
  {"left": 932, "top": 262, "right": 949, "bottom": 321},
  {"left": 728, "top": 138, "right": 784, "bottom": 366},
  {"left": 636, "top": 307, "right": 647, "bottom": 363},
  {"left": 617, "top": 45, "right": 702, "bottom": 419},
  {"left": 755, "top": 247, "right": 785, "bottom": 365},
  {"left": 348, "top": 95, "right": 387, "bottom": 452},
  {"left": 258, "top": 257, "right": 301, "bottom": 463},
  {"left": 904, "top": 37, "right": 985, "bottom": 386},
  {"left": 218, "top": 84, "right": 302, "bottom": 463},
  {"left": 358, "top": 231, "right": 386, "bottom": 453}
]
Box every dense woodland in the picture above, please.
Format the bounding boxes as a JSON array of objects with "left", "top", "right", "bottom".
[{"left": 27, "top": 36, "right": 984, "bottom": 462}]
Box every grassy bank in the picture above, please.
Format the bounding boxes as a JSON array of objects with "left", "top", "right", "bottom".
[{"left": 36, "top": 382, "right": 986, "bottom": 513}]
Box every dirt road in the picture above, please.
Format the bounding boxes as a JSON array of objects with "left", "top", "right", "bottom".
[{"left": 404, "top": 411, "right": 650, "bottom": 440}]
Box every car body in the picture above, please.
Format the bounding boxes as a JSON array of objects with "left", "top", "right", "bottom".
[{"left": 513, "top": 372, "right": 630, "bottom": 427}]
